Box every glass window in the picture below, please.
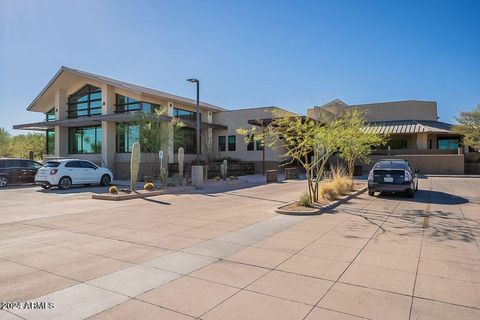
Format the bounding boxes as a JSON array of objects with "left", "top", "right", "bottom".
[
  {"left": 437, "top": 138, "right": 459, "bottom": 150},
  {"left": 80, "top": 161, "right": 97, "bottom": 169},
  {"left": 173, "top": 108, "right": 200, "bottom": 121},
  {"left": 46, "top": 130, "right": 55, "bottom": 155},
  {"left": 65, "top": 161, "right": 82, "bottom": 168},
  {"left": 256, "top": 139, "right": 264, "bottom": 151},
  {"left": 116, "top": 123, "right": 140, "bottom": 153},
  {"left": 46, "top": 108, "right": 55, "bottom": 122},
  {"left": 388, "top": 139, "right": 408, "bottom": 150},
  {"left": 68, "top": 126, "right": 102, "bottom": 154},
  {"left": 228, "top": 135, "right": 236, "bottom": 151},
  {"left": 67, "top": 85, "right": 102, "bottom": 118},
  {"left": 115, "top": 94, "right": 159, "bottom": 113},
  {"left": 247, "top": 134, "right": 254, "bottom": 151},
  {"left": 174, "top": 127, "right": 197, "bottom": 154},
  {"left": 218, "top": 136, "right": 226, "bottom": 152},
  {"left": 44, "top": 161, "right": 60, "bottom": 168}
]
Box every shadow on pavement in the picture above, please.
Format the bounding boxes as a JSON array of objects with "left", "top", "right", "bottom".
[{"left": 377, "top": 189, "right": 468, "bottom": 205}]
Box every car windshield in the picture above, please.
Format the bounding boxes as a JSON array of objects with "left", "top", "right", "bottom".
[
  {"left": 374, "top": 161, "right": 409, "bottom": 170},
  {"left": 44, "top": 161, "right": 61, "bottom": 168}
]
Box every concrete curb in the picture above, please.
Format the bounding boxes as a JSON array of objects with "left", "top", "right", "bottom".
[{"left": 275, "top": 186, "right": 367, "bottom": 215}]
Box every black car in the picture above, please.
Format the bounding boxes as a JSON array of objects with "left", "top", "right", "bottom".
[
  {"left": 0, "top": 159, "right": 43, "bottom": 187},
  {"left": 367, "top": 159, "right": 419, "bottom": 197}
]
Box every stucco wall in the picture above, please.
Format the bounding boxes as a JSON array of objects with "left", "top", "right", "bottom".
[{"left": 362, "top": 154, "right": 465, "bottom": 175}]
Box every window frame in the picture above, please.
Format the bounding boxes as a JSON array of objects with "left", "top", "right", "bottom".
[
  {"left": 228, "top": 135, "right": 236, "bottom": 151},
  {"left": 67, "top": 85, "right": 102, "bottom": 118},
  {"left": 218, "top": 136, "right": 226, "bottom": 152},
  {"left": 437, "top": 137, "right": 460, "bottom": 150},
  {"left": 247, "top": 134, "right": 255, "bottom": 151},
  {"left": 115, "top": 94, "right": 160, "bottom": 113},
  {"left": 116, "top": 123, "right": 140, "bottom": 153},
  {"left": 68, "top": 125, "right": 102, "bottom": 154}
]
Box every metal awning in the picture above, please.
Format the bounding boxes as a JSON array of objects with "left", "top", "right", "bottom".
[
  {"left": 13, "top": 113, "right": 227, "bottom": 131},
  {"left": 363, "top": 120, "right": 453, "bottom": 134}
]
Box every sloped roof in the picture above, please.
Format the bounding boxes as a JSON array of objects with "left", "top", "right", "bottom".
[
  {"left": 363, "top": 120, "right": 452, "bottom": 134},
  {"left": 27, "top": 66, "right": 225, "bottom": 112}
]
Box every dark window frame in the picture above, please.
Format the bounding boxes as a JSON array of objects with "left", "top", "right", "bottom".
[
  {"left": 247, "top": 134, "right": 255, "bottom": 151},
  {"left": 437, "top": 137, "right": 460, "bottom": 150},
  {"left": 218, "top": 136, "right": 226, "bottom": 152},
  {"left": 116, "top": 123, "right": 140, "bottom": 153},
  {"left": 68, "top": 125, "right": 102, "bottom": 154},
  {"left": 228, "top": 135, "right": 236, "bottom": 151},
  {"left": 46, "top": 129, "right": 55, "bottom": 155},
  {"left": 67, "top": 85, "right": 102, "bottom": 118},
  {"left": 46, "top": 108, "right": 56, "bottom": 122},
  {"left": 115, "top": 94, "right": 160, "bottom": 113}
]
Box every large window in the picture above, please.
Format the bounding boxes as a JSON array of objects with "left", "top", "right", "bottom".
[
  {"left": 67, "top": 85, "right": 102, "bottom": 118},
  {"left": 173, "top": 108, "right": 199, "bottom": 121},
  {"left": 46, "top": 130, "right": 55, "bottom": 155},
  {"left": 46, "top": 108, "right": 55, "bottom": 122},
  {"left": 247, "top": 134, "right": 255, "bottom": 151},
  {"left": 175, "top": 127, "right": 197, "bottom": 154},
  {"left": 115, "top": 94, "right": 159, "bottom": 113},
  {"left": 437, "top": 137, "right": 459, "bottom": 150},
  {"left": 218, "top": 136, "right": 226, "bottom": 151},
  {"left": 228, "top": 135, "right": 236, "bottom": 151},
  {"left": 68, "top": 126, "right": 102, "bottom": 154},
  {"left": 116, "top": 123, "right": 140, "bottom": 153}
]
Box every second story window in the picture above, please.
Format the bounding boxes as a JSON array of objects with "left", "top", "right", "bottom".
[
  {"left": 46, "top": 108, "right": 55, "bottom": 121},
  {"left": 115, "top": 94, "right": 160, "bottom": 113},
  {"left": 67, "top": 84, "right": 102, "bottom": 118},
  {"left": 173, "top": 108, "right": 200, "bottom": 121}
]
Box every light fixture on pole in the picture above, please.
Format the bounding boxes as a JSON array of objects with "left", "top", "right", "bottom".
[{"left": 186, "top": 78, "right": 200, "bottom": 164}]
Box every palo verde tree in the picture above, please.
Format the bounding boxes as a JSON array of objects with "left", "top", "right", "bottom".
[
  {"left": 336, "top": 110, "right": 388, "bottom": 178},
  {"left": 452, "top": 104, "right": 480, "bottom": 151},
  {"left": 133, "top": 107, "right": 184, "bottom": 179},
  {"left": 237, "top": 110, "right": 344, "bottom": 203}
]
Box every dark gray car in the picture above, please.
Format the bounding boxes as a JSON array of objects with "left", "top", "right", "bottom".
[{"left": 367, "top": 159, "right": 419, "bottom": 197}]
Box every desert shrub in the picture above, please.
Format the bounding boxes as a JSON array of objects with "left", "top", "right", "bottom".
[
  {"left": 214, "top": 176, "right": 221, "bottom": 181},
  {"left": 319, "top": 182, "right": 338, "bottom": 201},
  {"left": 144, "top": 182, "right": 155, "bottom": 191},
  {"left": 229, "top": 176, "right": 238, "bottom": 180},
  {"left": 298, "top": 193, "right": 311, "bottom": 207},
  {"left": 330, "top": 166, "right": 353, "bottom": 195},
  {"left": 109, "top": 186, "right": 118, "bottom": 194}
]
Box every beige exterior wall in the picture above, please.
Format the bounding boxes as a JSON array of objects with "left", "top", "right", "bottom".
[
  {"left": 211, "top": 108, "right": 292, "bottom": 164},
  {"left": 308, "top": 100, "right": 438, "bottom": 122}
]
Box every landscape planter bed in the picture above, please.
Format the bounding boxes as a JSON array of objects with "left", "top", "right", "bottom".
[{"left": 275, "top": 184, "right": 367, "bottom": 215}]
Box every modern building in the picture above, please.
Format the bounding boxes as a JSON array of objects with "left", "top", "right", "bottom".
[
  {"left": 307, "top": 99, "right": 465, "bottom": 174},
  {"left": 14, "top": 67, "right": 291, "bottom": 179}
]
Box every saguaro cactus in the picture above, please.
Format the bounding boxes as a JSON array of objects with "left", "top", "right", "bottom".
[
  {"left": 220, "top": 159, "right": 228, "bottom": 180},
  {"left": 178, "top": 147, "right": 184, "bottom": 177},
  {"left": 130, "top": 142, "right": 140, "bottom": 191}
]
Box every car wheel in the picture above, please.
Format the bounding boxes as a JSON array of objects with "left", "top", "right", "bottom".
[
  {"left": 100, "top": 174, "right": 111, "bottom": 186},
  {"left": 368, "top": 190, "right": 375, "bottom": 196},
  {"left": 58, "top": 176, "right": 72, "bottom": 190},
  {"left": 41, "top": 184, "right": 51, "bottom": 190},
  {"left": 0, "top": 176, "right": 7, "bottom": 187}
]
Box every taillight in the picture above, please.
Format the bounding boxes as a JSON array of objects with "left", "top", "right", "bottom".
[
  {"left": 368, "top": 170, "right": 373, "bottom": 180},
  {"left": 50, "top": 169, "right": 58, "bottom": 175},
  {"left": 404, "top": 170, "right": 411, "bottom": 181}
]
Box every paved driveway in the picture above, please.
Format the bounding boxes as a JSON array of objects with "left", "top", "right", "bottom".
[{"left": 0, "top": 176, "right": 479, "bottom": 320}]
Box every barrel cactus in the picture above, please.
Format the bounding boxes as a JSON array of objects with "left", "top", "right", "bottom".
[{"left": 130, "top": 142, "right": 140, "bottom": 191}]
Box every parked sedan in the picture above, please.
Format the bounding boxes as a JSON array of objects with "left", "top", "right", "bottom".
[
  {"left": 35, "top": 159, "right": 113, "bottom": 190},
  {"left": 0, "top": 158, "right": 43, "bottom": 187},
  {"left": 367, "top": 159, "right": 419, "bottom": 197}
]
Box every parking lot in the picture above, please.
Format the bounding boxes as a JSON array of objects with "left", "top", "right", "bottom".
[{"left": 0, "top": 176, "right": 479, "bottom": 320}]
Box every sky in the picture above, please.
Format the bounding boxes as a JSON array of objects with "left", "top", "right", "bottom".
[{"left": 1, "top": 0, "right": 479, "bottom": 134}]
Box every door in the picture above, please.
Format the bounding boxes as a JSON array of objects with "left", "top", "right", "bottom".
[
  {"left": 22, "top": 161, "right": 42, "bottom": 183},
  {"left": 4, "top": 160, "right": 19, "bottom": 184},
  {"left": 79, "top": 161, "right": 98, "bottom": 183},
  {"left": 64, "top": 161, "right": 84, "bottom": 184}
]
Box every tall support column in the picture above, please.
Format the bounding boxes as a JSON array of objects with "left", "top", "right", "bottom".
[
  {"left": 101, "top": 84, "right": 115, "bottom": 169},
  {"left": 167, "top": 103, "right": 174, "bottom": 163},
  {"left": 101, "top": 121, "right": 115, "bottom": 169},
  {"left": 54, "top": 89, "right": 68, "bottom": 157},
  {"left": 416, "top": 132, "right": 428, "bottom": 150}
]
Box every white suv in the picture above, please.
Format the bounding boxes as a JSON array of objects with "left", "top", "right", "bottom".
[{"left": 35, "top": 159, "right": 113, "bottom": 190}]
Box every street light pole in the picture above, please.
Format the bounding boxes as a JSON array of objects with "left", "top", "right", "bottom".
[{"left": 187, "top": 78, "right": 200, "bottom": 164}]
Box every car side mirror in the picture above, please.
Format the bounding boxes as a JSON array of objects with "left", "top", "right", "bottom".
[{"left": 415, "top": 169, "right": 420, "bottom": 173}]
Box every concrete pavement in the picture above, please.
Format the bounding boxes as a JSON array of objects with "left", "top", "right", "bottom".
[{"left": 0, "top": 176, "right": 479, "bottom": 319}]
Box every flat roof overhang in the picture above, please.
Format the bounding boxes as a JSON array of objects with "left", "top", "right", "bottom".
[{"left": 13, "top": 113, "right": 227, "bottom": 131}]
